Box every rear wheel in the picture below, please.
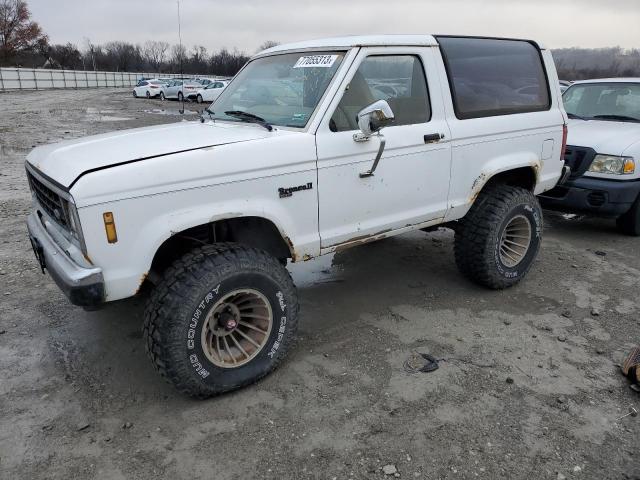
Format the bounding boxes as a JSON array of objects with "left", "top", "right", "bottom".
[
  {"left": 616, "top": 196, "right": 640, "bottom": 236},
  {"left": 197, "top": 94, "right": 203, "bottom": 104},
  {"left": 143, "top": 243, "right": 299, "bottom": 398},
  {"left": 454, "top": 184, "right": 542, "bottom": 289},
  {"left": 145, "top": 91, "right": 150, "bottom": 99}
]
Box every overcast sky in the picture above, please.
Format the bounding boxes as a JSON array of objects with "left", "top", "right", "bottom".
[{"left": 28, "top": 0, "right": 640, "bottom": 53}]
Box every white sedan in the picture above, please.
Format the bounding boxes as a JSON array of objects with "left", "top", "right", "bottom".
[
  {"left": 132, "top": 79, "right": 166, "bottom": 99},
  {"left": 196, "top": 81, "right": 229, "bottom": 103}
]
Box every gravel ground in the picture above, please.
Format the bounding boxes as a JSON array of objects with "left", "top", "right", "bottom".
[{"left": 0, "top": 89, "right": 639, "bottom": 480}]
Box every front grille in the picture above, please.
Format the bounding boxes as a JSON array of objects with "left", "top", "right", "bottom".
[
  {"left": 564, "top": 145, "right": 596, "bottom": 179},
  {"left": 27, "top": 171, "right": 70, "bottom": 229}
]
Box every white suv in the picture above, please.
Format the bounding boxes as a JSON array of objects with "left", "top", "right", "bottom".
[
  {"left": 540, "top": 78, "right": 640, "bottom": 234},
  {"left": 25, "top": 35, "right": 567, "bottom": 397}
]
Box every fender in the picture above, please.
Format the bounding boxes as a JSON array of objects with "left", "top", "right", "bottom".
[{"left": 444, "top": 153, "right": 540, "bottom": 222}]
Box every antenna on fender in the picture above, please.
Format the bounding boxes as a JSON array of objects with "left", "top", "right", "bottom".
[{"left": 177, "top": 0, "right": 185, "bottom": 114}]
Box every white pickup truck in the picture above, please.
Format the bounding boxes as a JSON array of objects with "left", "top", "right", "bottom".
[
  {"left": 26, "top": 35, "right": 567, "bottom": 397},
  {"left": 539, "top": 78, "right": 640, "bottom": 234}
]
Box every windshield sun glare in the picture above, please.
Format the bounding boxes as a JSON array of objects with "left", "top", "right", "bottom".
[{"left": 209, "top": 52, "right": 345, "bottom": 128}]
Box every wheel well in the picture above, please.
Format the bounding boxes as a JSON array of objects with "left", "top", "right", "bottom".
[
  {"left": 485, "top": 167, "right": 537, "bottom": 191},
  {"left": 149, "top": 217, "right": 292, "bottom": 278}
]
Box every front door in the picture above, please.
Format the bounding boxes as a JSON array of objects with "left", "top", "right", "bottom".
[{"left": 315, "top": 47, "right": 452, "bottom": 250}]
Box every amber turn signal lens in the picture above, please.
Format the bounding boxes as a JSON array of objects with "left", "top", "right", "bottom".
[
  {"left": 103, "top": 212, "right": 118, "bottom": 244},
  {"left": 623, "top": 158, "right": 635, "bottom": 174}
]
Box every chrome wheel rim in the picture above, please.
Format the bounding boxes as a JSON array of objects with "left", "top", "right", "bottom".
[
  {"left": 499, "top": 214, "right": 532, "bottom": 268},
  {"left": 200, "top": 289, "right": 273, "bottom": 368}
]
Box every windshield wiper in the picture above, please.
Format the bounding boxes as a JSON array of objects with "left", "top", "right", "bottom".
[
  {"left": 224, "top": 110, "right": 273, "bottom": 131},
  {"left": 592, "top": 114, "right": 640, "bottom": 123},
  {"left": 567, "top": 112, "right": 588, "bottom": 121}
]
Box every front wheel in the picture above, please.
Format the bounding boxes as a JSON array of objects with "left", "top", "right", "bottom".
[
  {"left": 132, "top": 90, "right": 137, "bottom": 98},
  {"left": 145, "top": 91, "right": 150, "bottom": 99},
  {"left": 616, "top": 196, "right": 640, "bottom": 236},
  {"left": 197, "top": 94, "right": 203, "bottom": 104},
  {"left": 454, "top": 184, "right": 542, "bottom": 289},
  {"left": 159, "top": 92, "right": 165, "bottom": 101},
  {"left": 143, "top": 244, "right": 299, "bottom": 398}
]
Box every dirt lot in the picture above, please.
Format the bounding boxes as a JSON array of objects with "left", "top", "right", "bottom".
[{"left": 0, "top": 89, "right": 639, "bottom": 480}]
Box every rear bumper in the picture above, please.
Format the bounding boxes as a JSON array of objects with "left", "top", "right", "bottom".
[
  {"left": 27, "top": 213, "right": 105, "bottom": 307},
  {"left": 539, "top": 176, "right": 640, "bottom": 217}
]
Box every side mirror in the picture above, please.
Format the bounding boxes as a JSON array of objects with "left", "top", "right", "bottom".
[
  {"left": 356, "top": 100, "right": 394, "bottom": 137},
  {"left": 356, "top": 100, "right": 394, "bottom": 178}
]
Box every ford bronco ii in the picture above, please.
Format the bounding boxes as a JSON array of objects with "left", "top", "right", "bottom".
[{"left": 26, "top": 35, "right": 567, "bottom": 397}]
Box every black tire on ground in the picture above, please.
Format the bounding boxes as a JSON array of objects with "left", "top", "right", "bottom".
[
  {"left": 616, "top": 196, "right": 640, "bottom": 236},
  {"left": 146, "top": 91, "right": 150, "bottom": 99},
  {"left": 197, "top": 94, "right": 203, "bottom": 104},
  {"left": 178, "top": 91, "right": 184, "bottom": 102},
  {"left": 159, "top": 92, "right": 165, "bottom": 101},
  {"left": 132, "top": 90, "right": 137, "bottom": 98},
  {"left": 143, "top": 243, "right": 299, "bottom": 398},
  {"left": 454, "top": 184, "right": 543, "bottom": 289}
]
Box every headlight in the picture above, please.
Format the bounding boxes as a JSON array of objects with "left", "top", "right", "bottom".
[
  {"left": 588, "top": 155, "right": 635, "bottom": 175},
  {"left": 62, "top": 199, "right": 87, "bottom": 253}
]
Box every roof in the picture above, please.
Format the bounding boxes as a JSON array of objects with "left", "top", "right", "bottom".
[
  {"left": 260, "top": 35, "right": 439, "bottom": 54},
  {"left": 571, "top": 78, "right": 640, "bottom": 84}
]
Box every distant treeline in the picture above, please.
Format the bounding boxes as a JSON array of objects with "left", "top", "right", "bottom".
[
  {"left": 8, "top": 41, "right": 639, "bottom": 81},
  {"left": 552, "top": 47, "right": 640, "bottom": 80},
  {"left": 6, "top": 40, "right": 258, "bottom": 76}
]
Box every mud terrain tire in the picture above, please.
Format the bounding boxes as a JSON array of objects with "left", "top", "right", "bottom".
[
  {"left": 616, "top": 196, "right": 640, "bottom": 236},
  {"left": 454, "top": 184, "right": 542, "bottom": 289},
  {"left": 143, "top": 243, "right": 299, "bottom": 398}
]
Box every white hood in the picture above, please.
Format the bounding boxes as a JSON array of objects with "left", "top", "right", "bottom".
[
  {"left": 566, "top": 119, "right": 640, "bottom": 156},
  {"left": 26, "top": 121, "right": 274, "bottom": 187}
]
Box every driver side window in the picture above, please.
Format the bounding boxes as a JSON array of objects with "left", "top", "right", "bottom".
[{"left": 329, "top": 55, "right": 431, "bottom": 132}]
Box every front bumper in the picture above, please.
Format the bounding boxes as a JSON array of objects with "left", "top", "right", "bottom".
[
  {"left": 539, "top": 176, "right": 640, "bottom": 217},
  {"left": 27, "top": 213, "right": 105, "bottom": 307}
]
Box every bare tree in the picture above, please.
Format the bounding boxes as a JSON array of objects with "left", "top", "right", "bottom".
[
  {"left": 104, "top": 41, "right": 141, "bottom": 71},
  {"left": 143, "top": 40, "right": 169, "bottom": 71},
  {"left": 256, "top": 40, "right": 279, "bottom": 53},
  {"left": 170, "top": 43, "right": 186, "bottom": 71},
  {"left": 0, "top": 0, "right": 47, "bottom": 63},
  {"left": 82, "top": 38, "right": 98, "bottom": 70}
]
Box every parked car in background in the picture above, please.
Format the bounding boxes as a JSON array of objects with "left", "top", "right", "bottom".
[
  {"left": 195, "top": 77, "right": 218, "bottom": 86},
  {"left": 559, "top": 80, "right": 572, "bottom": 93},
  {"left": 132, "top": 79, "right": 166, "bottom": 99},
  {"left": 196, "top": 80, "right": 229, "bottom": 103},
  {"left": 540, "top": 78, "right": 640, "bottom": 234},
  {"left": 161, "top": 79, "right": 201, "bottom": 101},
  {"left": 25, "top": 35, "right": 566, "bottom": 397}
]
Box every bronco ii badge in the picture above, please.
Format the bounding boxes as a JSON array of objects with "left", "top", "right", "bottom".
[{"left": 278, "top": 182, "right": 313, "bottom": 198}]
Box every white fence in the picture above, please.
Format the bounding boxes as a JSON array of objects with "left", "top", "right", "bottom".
[{"left": 0, "top": 68, "right": 192, "bottom": 91}]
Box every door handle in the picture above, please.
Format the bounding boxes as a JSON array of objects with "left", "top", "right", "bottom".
[{"left": 424, "top": 133, "right": 444, "bottom": 144}]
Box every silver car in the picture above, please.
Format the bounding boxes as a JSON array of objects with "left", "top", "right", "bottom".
[{"left": 161, "top": 79, "right": 201, "bottom": 101}]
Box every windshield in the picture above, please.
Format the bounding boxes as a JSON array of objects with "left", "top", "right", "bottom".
[
  {"left": 208, "top": 51, "right": 345, "bottom": 128},
  {"left": 563, "top": 82, "right": 640, "bottom": 122}
]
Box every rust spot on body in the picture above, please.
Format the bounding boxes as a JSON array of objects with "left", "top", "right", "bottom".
[
  {"left": 332, "top": 228, "right": 392, "bottom": 253},
  {"left": 136, "top": 272, "right": 149, "bottom": 295}
]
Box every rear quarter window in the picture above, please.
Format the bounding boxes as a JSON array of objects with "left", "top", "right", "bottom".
[{"left": 436, "top": 37, "right": 551, "bottom": 120}]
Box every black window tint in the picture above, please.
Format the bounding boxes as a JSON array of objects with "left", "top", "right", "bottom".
[
  {"left": 330, "top": 55, "right": 430, "bottom": 132},
  {"left": 437, "top": 37, "right": 550, "bottom": 119}
]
